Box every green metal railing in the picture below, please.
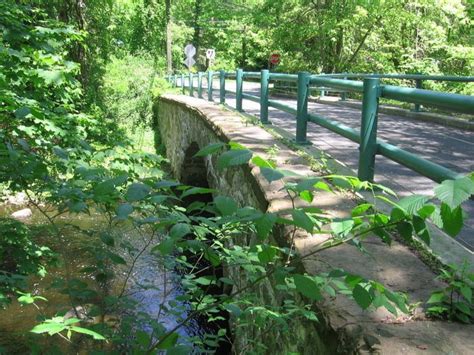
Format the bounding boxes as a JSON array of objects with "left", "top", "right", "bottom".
[{"left": 166, "top": 70, "right": 473, "bottom": 183}]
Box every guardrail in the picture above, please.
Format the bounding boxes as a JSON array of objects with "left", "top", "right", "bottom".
[{"left": 166, "top": 70, "right": 473, "bottom": 183}]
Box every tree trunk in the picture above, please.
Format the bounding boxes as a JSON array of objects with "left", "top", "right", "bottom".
[
  {"left": 192, "top": 0, "right": 202, "bottom": 68},
  {"left": 165, "top": 0, "right": 172, "bottom": 73}
]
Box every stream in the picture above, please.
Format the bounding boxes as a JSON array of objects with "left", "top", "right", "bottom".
[{"left": 0, "top": 203, "right": 200, "bottom": 353}]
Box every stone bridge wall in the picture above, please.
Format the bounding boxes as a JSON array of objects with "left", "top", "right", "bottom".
[{"left": 154, "top": 94, "right": 337, "bottom": 354}]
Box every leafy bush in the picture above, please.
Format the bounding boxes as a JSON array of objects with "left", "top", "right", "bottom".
[
  {"left": 427, "top": 263, "right": 474, "bottom": 323},
  {"left": 101, "top": 53, "right": 161, "bottom": 130},
  {"left": 0, "top": 218, "right": 54, "bottom": 307}
]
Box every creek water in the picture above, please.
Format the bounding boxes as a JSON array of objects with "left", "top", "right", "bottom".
[{"left": 0, "top": 203, "right": 199, "bottom": 353}]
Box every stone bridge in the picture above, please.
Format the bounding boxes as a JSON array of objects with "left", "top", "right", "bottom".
[{"left": 154, "top": 94, "right": 474, "bottom": 354}]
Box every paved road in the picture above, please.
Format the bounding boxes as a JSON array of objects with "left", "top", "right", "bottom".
[{"left": 193, "top": 79, "right": 474, "bottom": 251}]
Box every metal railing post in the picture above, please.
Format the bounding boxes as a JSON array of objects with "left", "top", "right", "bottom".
[
  {"left": 181, "top": 74, "right": 185, "bottom": 94},
  {"left": 341, "top": 74, "right": 347, "bottom": 101},
  {"left": 358, "top": 78, "right": 380, "bottom": 182},
  {"left": 260, "top": 69, "right": 270, "bottom": 124},
  {"left": 198, "top": 72, "right": 203, "bottom": 98},
  {"left": 219, "top": 70, "right": 226, "bottom": 104},
  {"left": 173, "top": 75, "right": 177, "bottom": 87},
  {"left": 207, "top": 71, "right": 213, "bottom": 101},
  {"left": 295, "top": 71, "right": 310, "bottom": 144},
  {"left": 236, "top": 68, "right": 243, "bottom": 112},
  {"left": 414, "top": 78, "right": 422, "bottom": 112},
  {"left": 189, "top": 73, "right": 193, "bottom": 96}
]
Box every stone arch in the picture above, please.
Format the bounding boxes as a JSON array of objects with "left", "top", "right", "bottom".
[
  {"left": 180, "top": 142, "right": 213, "bottom": 204},
  {"left": 181, "top": 142, "right": 208, "bottom": 187}
]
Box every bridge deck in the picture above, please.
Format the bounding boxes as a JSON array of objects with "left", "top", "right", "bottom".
[{"left": 197, "top": 80, "right": 474, "bottom": 251}]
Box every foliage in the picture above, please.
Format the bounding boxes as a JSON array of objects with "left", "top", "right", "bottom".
[
  {"left": 31, "top": 316, "right": 106, "bottom": 340},
  {"left": 427, "top": 262, "right": 474, "bottom": 323},
  {"left": 101, "top": 53, "right": 171, "bottom": 130},
  {"left": 0, "top": 218, "right": 54, "bottom": 307},
  {"left": 258, "top": 0, "right": 472, "bottom": 93},
  {"left": 0, "top": 0, "right": 473, "bottom": 353}
]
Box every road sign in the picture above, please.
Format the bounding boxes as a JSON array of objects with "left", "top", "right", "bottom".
[
  {"left": 184, "top": 57, "right": 196, "bottom": 68},
  {"left": 184, "top": 43, "right": 196, "bottom": 69},
  {"left": 184, "top": 44, "right": 196, "bottom": 57},
  {"left": 269, "top": 53, "right": 280, "bottom": 65},
  {"left": 206, "top": 49, "right": 216, "bottom": 60}
]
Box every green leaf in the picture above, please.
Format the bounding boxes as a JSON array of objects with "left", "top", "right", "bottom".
[
  {"left": 18, "top": 294, "right": 35, "bottom": 304},
  {"left": 352, "top": 203, "right": 372, "bottom": 217},
  {"left": 412, "top": 216, "right": 430, "bottom": 245},
  {"left": 331, "top": 218, "right": 354, "bottom": 237},
  {"left": 291, "top": 209, "right": 314, "bottom": 233},
  {"left": 255, "top": 213, "right": 277, "bottom": 240},
  {"left": 225, "top": 304, "right": 242, "bottom": 317},
  {"left": 460, "top": 286, "right": 472, "bottom": 302},
  {"left": 293, "top": 274, "right": 322, "bottom": 301},
  {"left": 396, "top": 221, "right": 413, "bottom": 242},
  {"left": 427, "top": 291, "right": 445, "bottom": 304},
  {"left": 352, "top": 284, "right": 372, "bottom": 309},
  {"left": 390, "top": 207, "right": 406, "bottom": 222},
  {"left": 170, "top": 223, "right": 191, "bottom": 239},
  {"left": 100, "top": 232, "right": 115, "bottom": 247},
  {"left": 214, "top": 196, "right": 238, "bottom": 216},
  {"left": 136, "top": 330, "right": 150, "bottom": 347},
  {"left": 299, "top": 190, "right": 313, "bottom": 203},
  {"left": 434, "top": 176, "right": 474, "bottom": 209},
  {"left": 125, "top": 183, "right": 151, "bottom": 202},
  {"left": 384, "top": 290, "right": 409, "bottom": 314},
  {"left": 454, "top": 302, "right": 471, "bottom": 316},
  {"left": 296, "top": 178, "right": 321, "bottom": 192},
  {"left": 157, "top": 332, "right": 179, "bottom": 349},
  {"left": 153, "top": 238, "right": 174, "bottom": 255},
  {"left": 440, "top": 203, "right": 463, "bottom": 238},
  {"left": 31, "top": 323, "right": 65, "bottom": 335},
  {"left": 15, "top": 106, "right": 31, "bottom": 119},
  {"left": 194, "top": 142, "right": 225, "bottom": 157},
  {"left": 37, "top": 69, "right": 64, "bottom": 85},
  {"left": 70, "top": 326, "right": 106, "bottom": 340},
  {"left": 260, "top": 167, "right": 284, "bottom": 183},
  {"left": 181, "top": 187, "right": 215, "bottom": 198},
  {"left": 217, "top": 149, "right": 252, "bottom": 170},
  {"left": 204, "top": 247, "right": 221, "bottom": 267},
  {"left": 417, "top": 204, "right": 435, "bottom": 219},
  {"left": 251, "top": 156, "right": 275, "bottom": 168},
  {"left": 398, "top": 195, "right": 430, "bottom": 215},
  {"left": 108, "top": 252, "right": 126, "bottom": 265},
  {"left": 116, "top": 203, "right": 133, "bottom": 220},
  {"left": 258, "top": 245, "right": 277, "bottom": 263},
  {"left": 52, "top": 146, "right": 68, "bottom": 159}
]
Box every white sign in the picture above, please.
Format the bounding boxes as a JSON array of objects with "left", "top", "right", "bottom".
[
  {"left": 183, "top": 43, "right": 196, "bottom": 69},
  {"left": 206, "top": 49, "right": 216, "bottom": 60},
  {"left": 184, "top": 44, "right": 196, "bottom": 57},
  {"left": 184, "top": 57, "right": 196, "bottom": 68}
]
